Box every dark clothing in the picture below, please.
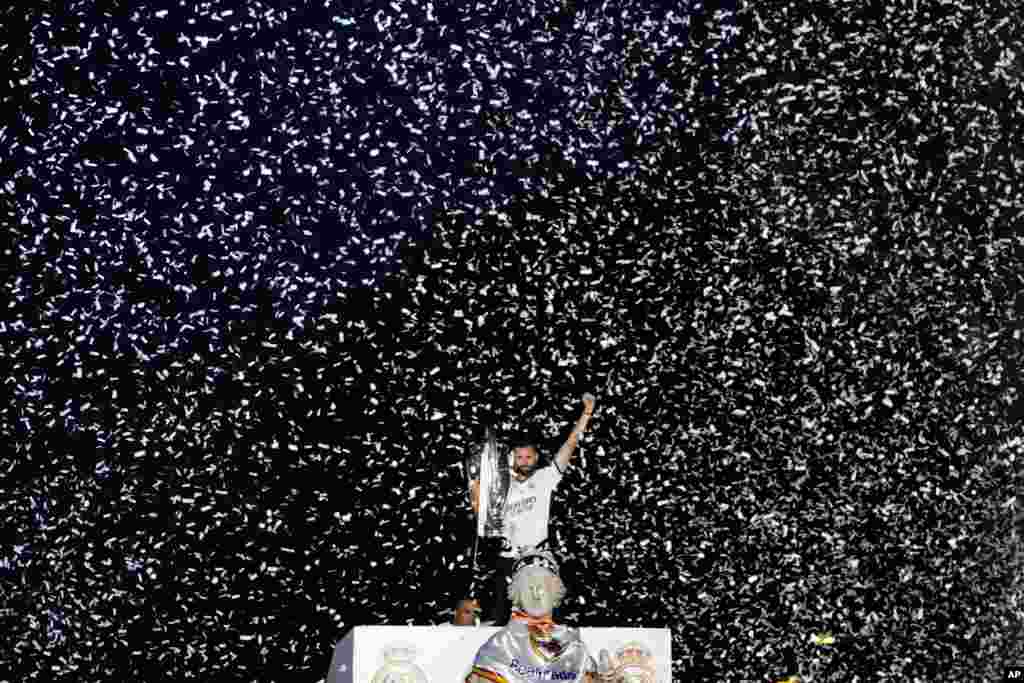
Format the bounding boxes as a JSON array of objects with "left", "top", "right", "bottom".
[
  {"left": 486, "top": 536, "right": 553, "bottom": 626},
  {"left": 489, "top": 553, "right": 518, "bottom": 626}
]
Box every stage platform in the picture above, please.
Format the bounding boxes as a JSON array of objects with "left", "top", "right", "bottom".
[{"left": 325, "top": 625, "right": 671, "bottom": 682}]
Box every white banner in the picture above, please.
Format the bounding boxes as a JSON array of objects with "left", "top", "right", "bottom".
[{"left": 325, "top": 625, "right": 671, "bottom": 683}]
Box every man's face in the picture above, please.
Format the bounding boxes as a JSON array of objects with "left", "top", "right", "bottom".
[
  {"left": 454, "top": 599, "right": 480, "bottom": 626},
  {"left": 513, "top": 447, "right": 538, "bottom": 477}
]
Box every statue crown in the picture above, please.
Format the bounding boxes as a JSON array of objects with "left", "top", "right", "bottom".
[{"left": 512, "top": 549, "right": 560, "bottom": 579}]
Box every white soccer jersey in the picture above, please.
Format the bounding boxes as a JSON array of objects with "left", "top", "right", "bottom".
[{"left": 502, "top": 462, "right": 563, "bottom": 557}]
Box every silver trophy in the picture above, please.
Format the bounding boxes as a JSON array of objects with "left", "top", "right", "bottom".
[{"left": 465, "top": 425, "right": 510, "bottom": 539}]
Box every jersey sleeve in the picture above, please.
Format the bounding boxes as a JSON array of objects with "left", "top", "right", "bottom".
[
  {"left": 468, "top": 631, "right": 516, "bottom": 683},
  {"left": 543, "top": 461, "right": 565, "bottom": 489}
]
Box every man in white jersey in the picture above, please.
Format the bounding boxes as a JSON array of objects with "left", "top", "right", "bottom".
[{"left": 470, "top": 396, "right": 595, "bottom": 625}]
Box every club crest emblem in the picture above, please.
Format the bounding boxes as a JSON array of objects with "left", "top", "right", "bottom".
[
  {"left": 370, "top": 643, "right": 429, "bottom": 683},
  {"left": 606, "top": 641, "right": 656, "bottom": 683}
]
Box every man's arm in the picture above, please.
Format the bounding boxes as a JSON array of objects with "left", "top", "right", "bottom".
[
  {"left": 470, "top": 479, "right": 480, "bottom": 514},
  {"left": 555, "top": 398, "right": 595, "bottom": 473}
]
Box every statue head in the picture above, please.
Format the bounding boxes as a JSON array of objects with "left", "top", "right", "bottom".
[{"left": 508, "top": 549, "right": 566, "bottom": 618}]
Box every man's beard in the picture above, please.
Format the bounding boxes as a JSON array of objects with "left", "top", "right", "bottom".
[{"left": 513, "top": 463, "right": 535, "bottom": 478}]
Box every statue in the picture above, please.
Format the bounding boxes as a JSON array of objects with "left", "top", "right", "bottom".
[{"left": 465, "top": 549, "right": 623, "bottom": 683}]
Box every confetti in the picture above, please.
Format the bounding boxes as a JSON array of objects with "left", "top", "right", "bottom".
[{"left": 1, "top": 1, "right": 1018, "bottom": 681}]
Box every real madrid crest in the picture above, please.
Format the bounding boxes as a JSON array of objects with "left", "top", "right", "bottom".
[
  {"left": 606, "top": 640, "right": 656, "bottom": 683},
  {"left": 371, "top": 643, "right": 429, "bottom": 683}
]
